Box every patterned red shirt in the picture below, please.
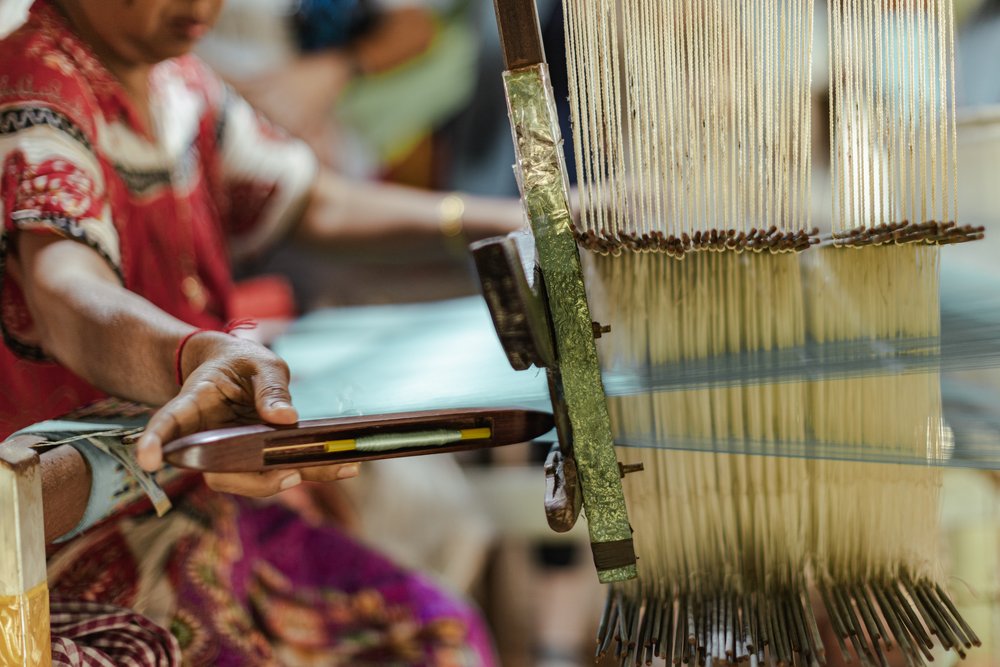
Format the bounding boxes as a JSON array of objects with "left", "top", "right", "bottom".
[{"left": 0, "top": 1, "right": 317, "bottom": 436}]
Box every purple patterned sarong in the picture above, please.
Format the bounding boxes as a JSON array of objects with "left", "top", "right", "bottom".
[{"left": 46, "top": 484, "right": 496, "bottom": 666}]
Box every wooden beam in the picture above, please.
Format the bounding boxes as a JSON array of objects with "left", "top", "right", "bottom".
[{"left": 493, "top": 0, "right": 546, "bottom": 70}]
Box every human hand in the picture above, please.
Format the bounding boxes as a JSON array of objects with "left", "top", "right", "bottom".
[{"left": 136, "top": 332, "right": 359, "bottom": 496}]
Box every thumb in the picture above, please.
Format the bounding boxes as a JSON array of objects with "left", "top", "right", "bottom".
[
  {"left": 251, "top": 364, "right": 298, "bottom": 425},
  {"left": 135, "top": 432, "right": 163, "bottom": 472}
]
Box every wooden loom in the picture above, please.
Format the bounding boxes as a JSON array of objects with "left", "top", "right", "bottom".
[{"left": 480, "top": 0, "right": 985, "bottom": 664}]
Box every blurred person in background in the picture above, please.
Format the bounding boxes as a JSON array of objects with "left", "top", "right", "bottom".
[
  {"left": 199, "top": 0, "right": 475, "bottom": 182},
  {"left": 197, "top": 0, "right": 501, "bottom": 309}
]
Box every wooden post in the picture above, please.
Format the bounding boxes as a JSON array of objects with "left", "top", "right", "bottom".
[
  {"left": 493, "top": 0, "right": 546, "bottom": 70},
  {"left": 0, "top": 439, "right": 51, "bottom": 665}
]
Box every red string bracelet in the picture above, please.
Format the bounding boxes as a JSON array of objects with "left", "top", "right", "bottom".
[
  {"left": 174, "top": 329, "right": 212, "bottom": 386},
  {"left": 173, "top": 319, "right": 259, "bottom": 386}
]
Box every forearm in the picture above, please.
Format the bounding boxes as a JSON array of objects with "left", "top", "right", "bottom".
[
  {"left": 13, "top": 238, "right": 353, "bottom": 495},
  {"left": 18, "top": 235, "right": 192, "bottom": 405},
  {"left": 298, "top": 170, "right": 523, "bottom": 243}
]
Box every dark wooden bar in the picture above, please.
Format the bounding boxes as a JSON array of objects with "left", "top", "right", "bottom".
[{"left": 493, "top": 0, "right": 546, "bottom": 70}]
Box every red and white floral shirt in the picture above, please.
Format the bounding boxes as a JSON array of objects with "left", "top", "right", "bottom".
[{"left": 0, "top": 1, "right": 318, "bottom": 436}]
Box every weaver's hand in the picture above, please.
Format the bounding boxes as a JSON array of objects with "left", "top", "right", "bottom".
[{"left": 136, "top": 331, "right": 359, "bottom": 496}]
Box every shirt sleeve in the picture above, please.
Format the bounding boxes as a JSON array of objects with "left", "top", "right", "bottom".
[
  {"left": 0, "top": 58, "right": 121, "bottom": 358},
  {"left": 211, "top": 79, "right": 319, "bottom": 263}
]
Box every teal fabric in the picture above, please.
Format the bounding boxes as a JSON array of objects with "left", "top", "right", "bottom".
[
  {"left": 274, "top": 296, "right": 552, "bottom": 420},
  {"left": 271, "top": 288, "right": 1000, "bottom": 467}
]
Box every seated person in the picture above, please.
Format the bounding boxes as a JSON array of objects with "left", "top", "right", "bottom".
[
  {"left": 0, "top": 0, "right": 520, "bottom": 663},
  {"left": 201, "top": 0, "right": 444, "bottom": 173}
]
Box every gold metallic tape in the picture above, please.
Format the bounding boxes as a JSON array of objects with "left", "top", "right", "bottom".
[
  {"left": 503, "top": 64, "right": 636, "bottom": 583},
  {"left": 0, "top": 581, "right": 51, "bottom": 666}
]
